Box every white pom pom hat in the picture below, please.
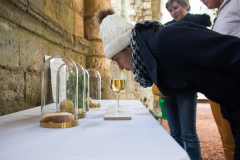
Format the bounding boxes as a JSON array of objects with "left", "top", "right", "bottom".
[{"left": 99, "top": 14, "right": 134, "bottom": 59}]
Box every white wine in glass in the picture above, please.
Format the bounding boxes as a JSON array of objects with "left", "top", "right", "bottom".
[
  {"left": 110, "top": 71, "right": 125, "bottom": 113},
  {"left": 110, "top": 80, "right": 125, "bottom": 93}
]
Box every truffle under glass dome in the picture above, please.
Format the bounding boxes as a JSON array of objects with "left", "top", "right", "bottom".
[
  {"left": 76, "top": 63, "right": 86, "bottom": 119},
  {"left": 86, "top": 68, "right": 101, "bottom": 108},
  {"left": 40, "top": 55, "right": 78, "bottom": 128}
]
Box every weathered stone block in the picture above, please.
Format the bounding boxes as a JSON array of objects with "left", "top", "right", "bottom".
[
  {"left": 119, "top": 93, "right": 126, "bottom": 100},
  {"left": 101, "top": 77, "right": 112, "bottom": 99},
  {"left": 59, "top": 0, "right": 75, "bottom": 34},
  {"left": 0, "top": 69, "right": 25, "bottom": 107},
  {"left": 31, "top": 73, "right": 41, "bottom": 105},
  {"left": 25, "top": 72, "right": 32, "bottom": 103},
  {"left": 9, "top": 0, "right": 28, "bottom": 7},
  {"left": 129, "top": 4, "right": 134, "bottom": 10},
  {"left": 45, "top": 0, "right": 60, "bottom": 22},
  {"left": 135, "top": 16, "right": 142, "bottom": 23},
  {"left": 65, "top": 0, "right": 73, "bottom": 8},
  {"left": 144, "top": 16, "right": 152, "bottom": 20},
  {"left": 86, "top": 57, "right": 111, "bottom": 77},
  {"left": 129, "top": 0, "right": 135, "bottom": 5},
  {"left": 135, "top": 83, "right": 140, "bottom": 92},
  {"left": 27, "top": 2, "right": 50, "bottom": 23},
  {"left": 65, "top": 49, "right": 78, "bottom": 62},
  {"left": 126, "top": 71, "right": 131, "bottom": 81},
  {"left": 42, "top": 25, "right": 62, "bottom": 45},
  {"left": 122, "top": 86, "right": 126, "bottom": 93},
  {"left": 48, "top": 43, "right": 64, "bottom": 57},
  {"left": 145, "top": 10, "right": 152, "bottom": 15},
  {"left": 20, "top": 12, "right": 46, "bottom": 36},
  {"left": 45, "top": 0, "right": 60, "bottom": 23},
  {"left": 62, "top": 31, "right": 74, "bottom": 49},
  {"left": 111, "top": 91, "right": 116, "bottom": 100},
  {"left": 130, "top": 16, "right": 135, "bottom": 22},
  {"left": 85, "top": 17, "right": 101, "bottom": 40},
  {"left": 129, "top": 81, "right": 134, "bottom": 92},
  {"left": 125, "top": 80, "right": 129, "bottom": 93},
  {"left": 73, "top": 36, "right": 90, "bottom": 54},
  {"left": 75, "top": 13, "right": 84, "bottom": 37},
  {"left": 0, "top": 17, "right": 19, "bottom": 68},
  {"left": 0, "top": 0, "right": 26, "bottom": 25},
  {"left": 85, "top": 0, "right": 111, "bottom": 17},
  {"left": 143, "top": 2, "right": 151, "bottom": 9},
  {"left": 123, "top": 70, "right": 127, "bottom": 80},
  {"left": 128, "top": 9, "right": 136, "bottom": 16},
  {"left": 88, "top": 41, "right": 104, "bottom": 56},
  {"left": 64, "top": 49, "right": 85, "bottom": 67},
  {"left": 136, "top": 12, "right": 142, "bottom": 16},
  {"left": 19, "top": 29, "right": 47, "bottom": 71},
  {"left": 28, "top": 0, "right": 46, "bottom": 13},
  {"left": 130, "top": 93, "right": 134, "bottom": 100},
  {"left": 73, "top": 0, "right": 84, "bottom": 16},
  {"left": 77, "top": 54, "right": 86, "bottom": 68}
]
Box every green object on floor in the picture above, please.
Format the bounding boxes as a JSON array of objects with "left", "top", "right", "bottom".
[
  {"left": 159, "top": 98, "right": 167, "bottom": 120},
  {"left": 155, "top": 98, "right": 167, "bottom": 124}
]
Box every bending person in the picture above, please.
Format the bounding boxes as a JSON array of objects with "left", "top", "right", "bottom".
[{"left": 94, "top": 8, "right": 240, "bottom": 159}]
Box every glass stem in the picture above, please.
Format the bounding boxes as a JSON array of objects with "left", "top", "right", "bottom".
[{"left": 116, "top": 93, "right": 119, "bottom": 112}]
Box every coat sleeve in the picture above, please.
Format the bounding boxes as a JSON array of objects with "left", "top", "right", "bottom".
[{"left": 152, "top": 22, "right": 240, "bottom": 69}]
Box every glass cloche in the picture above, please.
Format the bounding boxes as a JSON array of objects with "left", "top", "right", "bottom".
[
  {"left": 85, "top": 69, "right": 90, "bottom": 111},
  {"left": 76, "top": 63, "right": 86, "bottom": 119},
  {"left": 86, "top": 68, "right": 101, "bottom": 108},
  {"left": 40, "top": 55, "right": 78, "bottom": 128}
]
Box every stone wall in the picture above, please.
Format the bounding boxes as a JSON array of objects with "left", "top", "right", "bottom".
[
  {"left": 111, "top": 0, "right": 162, "bottom": 23},
  {"left": 0, "top": 0, "right": 161, "bottom": 116},
  {"left": 0, "top": 0, "right": 90, "bottom": 116}
]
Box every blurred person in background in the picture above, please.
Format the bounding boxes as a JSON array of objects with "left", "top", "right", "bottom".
[
  {"left": 164, "top": 0, "right": 211, "bottom": 159},
  {"left": 201, "top": 0, "right": 240, "bottom": 159}
]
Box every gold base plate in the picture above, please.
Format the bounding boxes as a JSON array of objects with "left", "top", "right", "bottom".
[
  {"left": 78, "top": 113, "right": 86, "bottom": 119},
  {"left": 89, "top": 104, "right": 101, "bottom": 108},
  {"left": 40, "top": 120, "right": 79, "bottom": 128},
  {"left": 86, "top": 107, "right": 89, "bottom": 112}
]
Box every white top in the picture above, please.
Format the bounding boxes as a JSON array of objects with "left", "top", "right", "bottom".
[
  {"left": 212, "top": 0, "right": 240, "bottom": 37},
  {"left": 0, "top": 100, "right": 190, "bottom": 160}
]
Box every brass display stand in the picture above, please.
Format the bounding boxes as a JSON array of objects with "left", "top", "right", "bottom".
[
  {"left": 40, "top": 120, "right": 78, "bottom": 128},
  {"left": 89, "top": 104, "right": 101, "bottom": 108},
  {"left": 78, "top": 113, "right": 86, "bottom": 119}
]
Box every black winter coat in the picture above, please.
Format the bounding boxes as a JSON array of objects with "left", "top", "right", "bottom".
[
  {"left": 164, "top": 13, "right": 212, "bottom": 27},
  {"left": 136, "top": 21, "right": 240, "bottom": 135}
]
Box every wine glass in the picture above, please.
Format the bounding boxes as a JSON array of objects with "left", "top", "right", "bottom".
[{"left": 110, "top": 70, "right": 125, "bottom": 113}]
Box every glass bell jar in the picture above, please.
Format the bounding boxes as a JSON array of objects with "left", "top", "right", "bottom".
[
  {"left": 86, "top": 68, "right": 101, "bottom": 108},
  {"left": 76, "top": 63, "right": 86, "bottom": 119},
  {"left": 85, "top": 69, "right": 90, "bottom": 111},
  {"left": 40, "top": 55, "right": 78, "bottom": 128}
]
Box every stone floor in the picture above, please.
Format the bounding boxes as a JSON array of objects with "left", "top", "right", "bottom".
[{"left": 159, "top": 102, "right": 226, "bottom": 160}]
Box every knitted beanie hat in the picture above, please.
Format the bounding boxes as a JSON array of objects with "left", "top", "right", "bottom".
[{"left": 94, "top": 8, "right": 134, "bottom": 59}]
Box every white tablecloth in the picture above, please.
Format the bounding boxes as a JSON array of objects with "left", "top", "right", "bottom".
[{"left": 0, "top": 100, "right": 190, "bottom": 160}]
